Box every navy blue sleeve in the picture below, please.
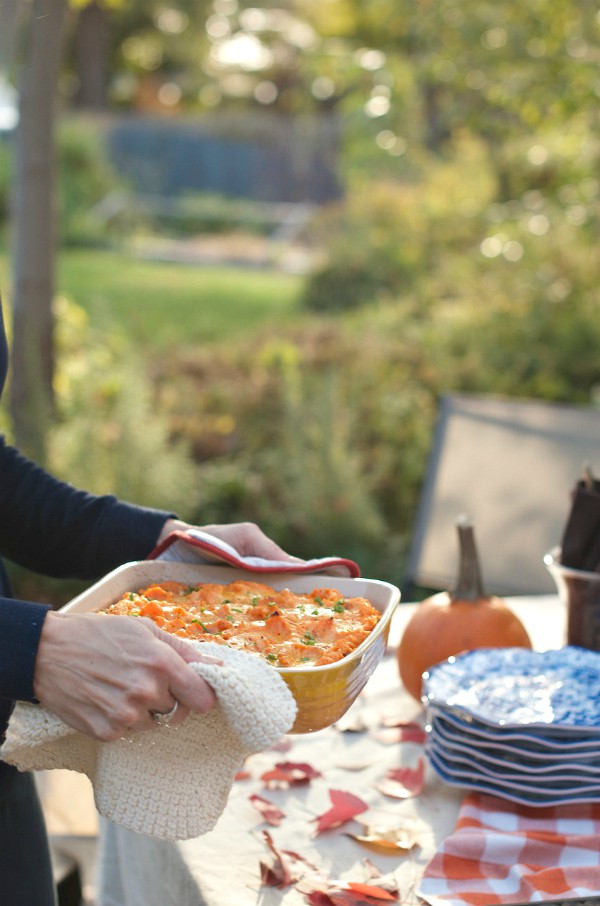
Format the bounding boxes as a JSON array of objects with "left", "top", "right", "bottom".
[
  {"left": 0, "top": 599, "right": 51, "bottom": 701},
  {"left": 0, "top": 437, "right": 174, "bottom": 580},
  {"left": 0, "top": 436, "right": 176, "bottom": 706}
]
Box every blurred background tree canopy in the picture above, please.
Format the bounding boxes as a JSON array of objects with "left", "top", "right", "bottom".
[{"left": 1, "top": 0, "right": 599, "bottom": 591}]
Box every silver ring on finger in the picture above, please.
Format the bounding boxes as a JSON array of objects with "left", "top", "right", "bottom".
[{"left": 151, "top": 700, "right": 179, "bottom": 727}]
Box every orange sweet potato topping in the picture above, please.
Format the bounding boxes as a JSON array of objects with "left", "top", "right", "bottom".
[{"left": 105, "top": 580, "right": 381, "bottom": 668}]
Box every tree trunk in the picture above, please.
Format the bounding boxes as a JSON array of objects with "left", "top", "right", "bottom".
[
  {"left": 10, "top": 0, "right": 68, "bottom": 464},
  {"left": 73, "top": 1, "right": 110, "bottom": 109},
  {"left": 0, "top": 0, "right": 23, "bottom": 73}
]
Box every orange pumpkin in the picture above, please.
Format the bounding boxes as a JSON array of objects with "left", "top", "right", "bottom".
[{"left": 398, "top": 519, "right": 532, "bottom": 701}]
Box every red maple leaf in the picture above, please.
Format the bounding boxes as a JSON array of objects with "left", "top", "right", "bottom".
[
  {"left": 249, "top": 793, "right": 285, "bottom": 826},
  {"left": 376, "top": 758, "right": 425, "bottom": 799},
  {"left": 313, "top": 789, "right": 370, "bottom": 834},
  {"left": 261, "top": 761, "right": 322, "bottom": 787}
]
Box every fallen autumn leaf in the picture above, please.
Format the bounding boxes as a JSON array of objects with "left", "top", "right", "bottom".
[
  {"left": 346, "top": 823, "right": 419, "bottom": 854},
  {"left": 261, "top": 761, "right": 322, "bottom": 787},
  {"left": 249, "top": 793, "right": 285, "bottom": 826},
  {"left": 375, "top": 758, "right": 425, "bottom": 799},
  {"left": 313, "top": 789, "right": 370, "bottom": 834}
]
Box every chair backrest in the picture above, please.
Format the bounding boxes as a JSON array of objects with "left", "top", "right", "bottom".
[{"left": 405, "top": 393, "right": 600, "bottom": 596}]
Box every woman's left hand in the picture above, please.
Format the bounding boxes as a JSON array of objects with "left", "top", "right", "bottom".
[{"left": 156, "top": 519, "right": 302, "bottom": 563}]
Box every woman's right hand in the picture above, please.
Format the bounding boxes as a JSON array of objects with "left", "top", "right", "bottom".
[{"left": 33, "top": 611, "right": 220, "bottom": 741}]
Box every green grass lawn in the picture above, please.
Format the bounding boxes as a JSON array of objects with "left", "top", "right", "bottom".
[
  {"left": 1, "top": 247, "right": 303, "bottom": 352},
  {"left": 59, "top": 248, "right": 303, "bottom": 350}
]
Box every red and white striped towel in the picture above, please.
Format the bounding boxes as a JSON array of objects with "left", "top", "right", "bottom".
[
  {"left": 149, "top": 528, "right": 360, "bottom": 577},
  {"left": 417, "top": 791, "right": 600, "bottom": 906}
]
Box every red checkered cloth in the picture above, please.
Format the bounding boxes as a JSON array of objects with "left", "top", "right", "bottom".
[{"left": 417, "top": 792, "right": 600, "bottom": 906}]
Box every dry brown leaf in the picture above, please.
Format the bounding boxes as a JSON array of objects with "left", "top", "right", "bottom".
[
  {"left": 361, "top": 860, "right": 401, "bottom": 893},
  {"left": 260, "top": 829, "right": 323, "bottom": 889},
  {"left": 249, "top": 793, "right": 285, "bottom": 826},
  {"left": 346, "top": 824, "right": 419, "bottom": 855}
]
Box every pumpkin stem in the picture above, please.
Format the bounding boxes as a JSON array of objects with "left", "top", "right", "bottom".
[{"left": 451, "top": 518, "right": 487, "bottom": 601}]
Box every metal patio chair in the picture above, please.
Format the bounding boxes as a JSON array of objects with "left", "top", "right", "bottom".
[{"left": 404, "top": 393, "right": 600, "bottom": 597}]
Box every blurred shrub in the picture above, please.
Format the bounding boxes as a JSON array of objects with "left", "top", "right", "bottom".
[
  {"left": 151, "top": 321, "right": 435, "bottom": 583},
  {"left": 301, "top": 138, "right": 495, "bottom": 313},
  {"left": 300, "top": 183, "right": 426, "bottom": 312},
  {"left": 494, "top": 126, "right": 600, "bottom": 213},
  {"left": 149, "top": 192, "right": 276, "bottom": 238},
  {"left": 48, "top": 296, "right": 199, "bottom": 517},
  {"left": 301, "top": 257, "right": 399, "bottom": 313},
  {"left": 246, "top": 365, "right": 387, "bottom": 564},
  {"left": 57, "top": 119, "right": 130, "bottom": 247}
]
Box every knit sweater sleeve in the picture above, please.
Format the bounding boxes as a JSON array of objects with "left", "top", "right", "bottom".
[
  {"left": 0, "top": 436, "right": 174, "bottom": 580},
  {"left": 0, "top": 436, "right": 176, "bottom": 704},
  {"left": 0, "top": 598, "right": 51, "bottom": 701}
]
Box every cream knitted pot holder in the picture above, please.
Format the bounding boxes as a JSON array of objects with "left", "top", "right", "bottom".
[{"left": 1, "top": 642, "right": 297, "bottom": 841}]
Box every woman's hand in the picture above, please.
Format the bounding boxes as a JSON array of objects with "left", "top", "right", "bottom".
[
  {"left": 156, "top": 519, "right": 302, "bottom": 562},
  {"left": 33, "top": 611, "right": 220, "bottom": 742}
]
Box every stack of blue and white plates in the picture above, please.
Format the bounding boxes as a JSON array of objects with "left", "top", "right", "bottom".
[{"left": 422, "top": 646, "right": 600, "bottom": 806}]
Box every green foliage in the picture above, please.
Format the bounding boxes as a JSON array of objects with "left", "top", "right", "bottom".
[
  {"left": 325, "top": 0, "right": 600, "bottom": 153},
  {"left": 300, "top": 184, "right": 420, "bottom": 312},
  {"left": 301, "top": 138, "right": 495, "bottom": 312},
  {"left": 57, "top": 118, "right": 128, "bottom": 247},
  {"left": 48, "top": 296, "right": 199, "bottom": 518},
  {"left": 245, "top": 364, "right": 387, "bottom": 563},
  {"left": 301, "top": 259, "right": 393, "bottom": 312},
  {"left": 144, "top": 193, "right": 280, "bottom": 238},
  {"left": 143, "top": 318, "right": 436, "bottom": 582}
]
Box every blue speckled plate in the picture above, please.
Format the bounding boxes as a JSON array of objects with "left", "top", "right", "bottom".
[
  {"left": 427, "top": 722, "right": 600, "bottom": 774},
  {"left": 427, "top": 748, "right": 600, "bottom": 806},
  {"left": 427, "top": 728, "right": 600, "bottom": 783},
  {"left": 427, "top": 706, "right": 600, "bottom": 750},
  {"left": 423, "top": 646, "right": 600, "bottom": 731}
]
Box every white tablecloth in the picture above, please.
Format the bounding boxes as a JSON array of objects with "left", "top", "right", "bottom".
[{"left": 93, "top": 594, "right": 564, "bottom": 906}]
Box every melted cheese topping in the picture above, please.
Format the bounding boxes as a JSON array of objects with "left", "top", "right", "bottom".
[{"left": 105, "top": 580, "right": 381, "bottom": 668}]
